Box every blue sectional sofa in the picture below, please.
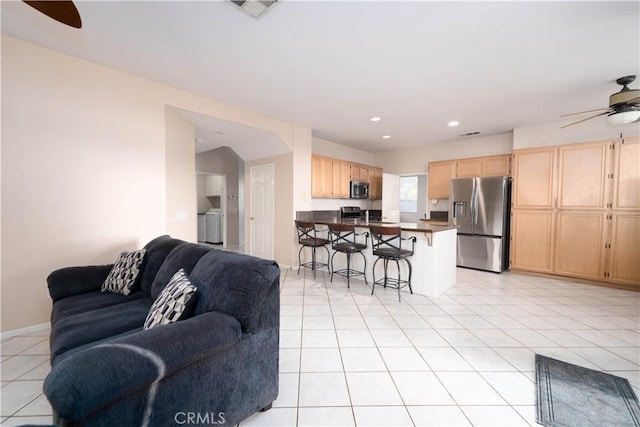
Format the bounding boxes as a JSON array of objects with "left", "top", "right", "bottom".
[{"left": 44, "top": 235, "right": 280, "bottom": 426}]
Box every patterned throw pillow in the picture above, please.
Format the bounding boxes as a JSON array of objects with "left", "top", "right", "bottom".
[
  {"left": 143, "top": 269, "right": 198, "bottom": 330},
  {"left": 101, "top": 249, "right": 146, "bottom": 295}
]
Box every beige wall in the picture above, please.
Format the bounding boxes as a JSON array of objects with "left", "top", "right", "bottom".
[
  {"left": 1, "top": 36, "right": 302, "bottom": 332},
  {"left": 514, "top": 118, "right": 639, "bottom": 149},
  {"left": 165, "top": 108, "right": 197, "bottom": 241},
  {"left": 374, "top": 132, "right": 514, "bottom": 175},
  {"left": 245, "top": 152, "right": 295, "bottom": 267}
]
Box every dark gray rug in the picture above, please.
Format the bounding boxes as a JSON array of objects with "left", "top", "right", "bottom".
[{"left": 536, "top": 354, "right": 640, "bottom": 427}]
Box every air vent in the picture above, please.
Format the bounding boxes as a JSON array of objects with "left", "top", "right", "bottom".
[
  {"left": 229, "top": 0, "right": 278, "bottom": 18},
  {"left": 460, "top": 131, "right": 481, "bottom": 137}
]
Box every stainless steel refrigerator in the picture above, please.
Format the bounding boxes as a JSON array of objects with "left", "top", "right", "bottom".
[{"left": 449, "top": 176, "right": 511, "bottom": 272}]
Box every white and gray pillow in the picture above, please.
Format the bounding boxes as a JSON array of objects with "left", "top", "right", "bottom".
[
  {"left": 101, "top": 249, "right": 146, "bottom": 295},
  {"left": 143, "top": 268, "right": 197, "bottom": 330}
]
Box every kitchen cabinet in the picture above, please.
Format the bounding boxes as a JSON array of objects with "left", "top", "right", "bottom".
[
  {"left": 428, "top": 160, "right": 456, "bottom": 199},
  {"left": 312, "top": 155, "right": 381, "bottom": 199},
  {"left": 554, "top": 211, "right": 607, "bottom": 280},
  {"left": 511, "top": 137, "right": 639, "bottom": 288},
  {"left": 350, "top": 163, "right": 369, "bottom": 182},
  {"left": 456, "top": 158, "right": 482, "bottom": 178},
  {"left": 557, "top": 141, "right": 609, "bottom": 210},
  {"left": 481, "top": 155, "right": 511, "bottom": 176},
  {"left": 511, "top": 210, "right": 555, "bottom": 273},
  {"left": 512, "top": 147, "right": 556, "bottom": 209},
  {"left": 612, "top": 137, "right": 640, "bottom": 210},
  {"left": 609, "top": 213, "right": 640, "bottom": 286},
  {"left": 311, "top": 154, "right": 333, "bottom": 198},
  {"left": 369, "top": 167, "right": 383, "bottom": 200},
  {"left": 332, "top": 159, "right": 351, "bottom": 198}
]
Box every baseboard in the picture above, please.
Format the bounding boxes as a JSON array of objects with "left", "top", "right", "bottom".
[
  {"left": 1, "top": 322, "right": 50, "bottom": 340},
  {"left": 510, "top": 269, "right": 639, "bottom": 292}
]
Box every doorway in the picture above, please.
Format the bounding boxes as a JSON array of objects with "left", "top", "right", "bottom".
[
  {"left": 196, "top": 172, "right": 228, "bottom": 247},
  {"left": 249, "top": 164, "right": 274, "bottom": 259}
]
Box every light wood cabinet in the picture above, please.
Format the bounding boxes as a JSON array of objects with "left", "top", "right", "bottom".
[
  {"left": 609, "top": 213, "right": 640, "bottom": 286},
  {"left": 511, "top": 137, "right": 639, "bottom": 288},
  {"left": 511, "top": 210, "right": 555, "bottom": 273},
  {"left": 554, "top": 211, "right": 607, "bottom": 280},
  {"left": 332, "top": 159, "right": 351, "bottom": 198},
  {"left": 311, "top": 154, "right": 333, "bottom": 198},
  {"left": 613, "top": 136, "right": 640, "bottom": 210},
  {"left": 369, "top": 167, "right": 383, "bottom": 200},
  {"left": 456, "top": 158, "right": 482, "bottom": 178},
  {"left": 312, "top": 155, "right": 381, "bottom": 199},
  {"left": 557, "top": 141, "right": 609, "bottom": 210},
  {"left": 428, "top": 160, "right": 456, "bottom": 199},
  {"left": 512, "top": 147, "right": 556, "bottom": 209},
  {"left": 481, "top": 155, "right": 511, "bottom": 176}
]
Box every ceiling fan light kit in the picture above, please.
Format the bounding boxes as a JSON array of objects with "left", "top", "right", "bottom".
[{"left": 608, "top": 110, "right": 640, "bottom": 125}]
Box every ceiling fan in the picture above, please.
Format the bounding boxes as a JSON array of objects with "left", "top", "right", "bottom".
[
  {"left": 561, "top": 75, "right": 640, "bottom": 128},
  {"left": 23, "top": 1, "right": 82, "bottom": 28}
]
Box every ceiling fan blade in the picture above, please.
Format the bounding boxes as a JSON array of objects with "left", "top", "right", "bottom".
[
  {"left": 23, "top": 1, "right": 82, "bottom": 28},
  {"left": 561, "top": 111, "right": 610, "bottom": 129},
  {"left": 560, "top": 108, "right": 609, "bottom": 117}
]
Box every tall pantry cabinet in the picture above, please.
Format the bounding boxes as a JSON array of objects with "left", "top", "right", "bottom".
[{"left": 511, "top": 136, "right": 639, "bottom": 288}]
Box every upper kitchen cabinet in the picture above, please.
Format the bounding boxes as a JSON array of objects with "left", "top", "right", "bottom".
[
  {"left": 369, "top": 167, "right": 383, "bottom": 200},
  {"left": 481, "top": 155, "right": 511, "bottom": 177},
  {"left": 613, "top": 136, "right": 640, "bottom": 210},
  {"left": 428, "top": 160, "right": 456, "bottom": 199},
  {"left": 311, "top": 154, "right": 333, "bottom": 198},
  {"left": 350, "top": 163, "right": 369, "bottom": 182},
  {"left": 557, "top": 140, "right": 610, "bottom": 210},
  {"left": 512, "top": 147, "right": 556, "bottom": 209},
  {"left": 456, "top": 158, "right": 482, "bottom": 178},
  {"left": 332, "top": 159, "right": 351, "bottom": 199}
]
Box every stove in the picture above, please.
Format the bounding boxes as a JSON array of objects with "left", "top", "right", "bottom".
[{"left": 340, "top": 206, "right": 361, "bottom": 219}]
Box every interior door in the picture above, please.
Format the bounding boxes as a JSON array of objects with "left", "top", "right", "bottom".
[
  {"left": 249, "top": 164, "right": 274, "bottom": 260},
  {"left": 381, "top": 173, "right": 400, "bottom": 222}
]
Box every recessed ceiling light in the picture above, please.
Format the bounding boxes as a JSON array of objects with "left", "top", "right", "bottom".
[
  {"left": 448, "top": 121, "right": 460, "bottom": 127},
  {"left": 382, "top": 135, "right": 391, "bottom": 139},
  {"left": 211, "top": 130, "right": 224, "bottom": 136},
  {"left": 370, "top": 116, "right": 381, "bottom": 122}
]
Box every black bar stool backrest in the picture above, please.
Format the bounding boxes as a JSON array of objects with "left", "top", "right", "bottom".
[
  {"left": 328, "top": 223, "right": 367, "bottom": 250},
  {"left": 295, "top": 220, "right": 328, "bottom": 247},
  {"left": 369, "top": 225, "right": 415, "bottom": 259}
]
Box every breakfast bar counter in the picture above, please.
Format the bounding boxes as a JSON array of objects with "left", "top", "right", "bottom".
[{"left": 304, "top": 218, "right": 458, "bottom": 298}]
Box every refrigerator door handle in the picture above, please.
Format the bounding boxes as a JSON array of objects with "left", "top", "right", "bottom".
[{"left": 471, "top": 180, "right": 479, "bottom": 225}]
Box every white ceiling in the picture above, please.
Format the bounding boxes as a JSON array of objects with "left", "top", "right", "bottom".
[{"left": 2, "top": 1, "right": 639, "bottom": 155}]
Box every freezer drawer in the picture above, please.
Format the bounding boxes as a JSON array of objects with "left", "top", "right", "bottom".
[{"left": 456, "top": 234, "right": 508, "bottom": 273}]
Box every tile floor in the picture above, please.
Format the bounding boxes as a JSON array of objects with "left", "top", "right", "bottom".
[{"left": 1, "top": 267, "right": 638, "bottom": 426}]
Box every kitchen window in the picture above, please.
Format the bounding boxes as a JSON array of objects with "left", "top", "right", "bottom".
[{"left": 400, "top": 175, "right": 418, "bottom": 213}]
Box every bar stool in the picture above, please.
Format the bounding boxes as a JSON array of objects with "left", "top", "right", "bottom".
[
  {"left": 369, "top": 225, "right": 416, "bottom": 302},
  {"left": 327, "top": 223, "right": 369, "bottom": 289},
  {"left": 294, "top": 220, "right": 330, "bottom": 279}
]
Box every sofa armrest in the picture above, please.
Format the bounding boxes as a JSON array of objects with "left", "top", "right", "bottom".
[
  {"left": 44, "top": 312, "right": 242, "bottom": 423},
  {"left": 47, "top": 265, "right": 114, "bottom": 302}
]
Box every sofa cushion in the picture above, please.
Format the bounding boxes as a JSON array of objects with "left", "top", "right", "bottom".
[
  {"left": 101, "top": 250, "right": 146, "bottom": 295},
  {"left": 138, "top": 235, "right": 186, "bottom": 294},
  {"left": 189, "top": 250, "right": 280, "bottom": 333},
  {"left": 144, "top": 269, "right": 197, "bottom": 330},
  {"left": 50, "top": 298, "right": 152, "bottom": 361},
  {"left": 150, "top": 243, "right": 211, "bottom": 300},
  {"left": 51, "top": 290, "right": 150, "bottom": 325}
]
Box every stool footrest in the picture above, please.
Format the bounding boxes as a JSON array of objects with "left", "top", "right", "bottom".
[{"left": 332, "top": 268, "right": 366, "bottom": 279}]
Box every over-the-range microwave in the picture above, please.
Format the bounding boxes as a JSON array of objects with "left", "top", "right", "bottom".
[{"left": 349, "top": 180, "right": 369, "bottom": 199}]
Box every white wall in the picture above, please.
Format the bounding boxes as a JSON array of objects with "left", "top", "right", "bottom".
[
  {"left": 1, "top": 36, "right": 303, "bottom": 332},
  {"left": 514, "top": 117, "right": 639, "bottom": 149},
  {"left": 312, "top": 137, "right": 376, "bottom": 166},
  {"left": 374, "top": 132, "right": 513, "bottom": 175}
]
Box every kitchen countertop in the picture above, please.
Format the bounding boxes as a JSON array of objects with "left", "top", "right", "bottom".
[{"left": 311, "top": 218, "right": 457, "bottom": 233}]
